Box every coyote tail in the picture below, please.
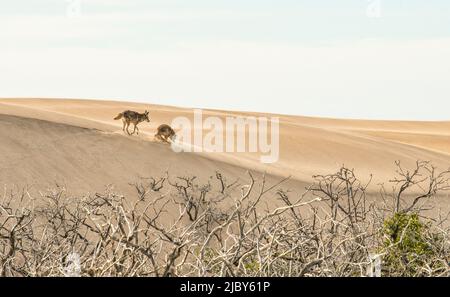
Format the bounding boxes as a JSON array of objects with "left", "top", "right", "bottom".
[{"left": 114, "top": 113, "right": 123, "bottom": 120}]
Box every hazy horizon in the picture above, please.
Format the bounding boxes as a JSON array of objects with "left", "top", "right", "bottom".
[{"left": 1, "top": 1, "right": 450, "bottom": 120}]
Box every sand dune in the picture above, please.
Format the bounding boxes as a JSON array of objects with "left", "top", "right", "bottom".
[
  {"left": 1, "top": 98, "right": 450, "bottom": 196},
  {"left": 0, "top": 113, "right": 303, "bottom": 198}
]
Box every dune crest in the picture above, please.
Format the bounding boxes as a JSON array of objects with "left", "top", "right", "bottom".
[{"left": 1, "top": 98, "right": 450, "bottom": 194}]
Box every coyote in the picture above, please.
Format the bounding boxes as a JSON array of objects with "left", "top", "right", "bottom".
[
  {"left": 155, "top": 124, "right": 176, "bottom": 143},
  {"left": 114, "top": 110, "right": 150, "bottom": 135}
]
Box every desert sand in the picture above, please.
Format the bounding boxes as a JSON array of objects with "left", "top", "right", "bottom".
[{"left": 1, "top": 98, "right": 450, "bottom": 198}]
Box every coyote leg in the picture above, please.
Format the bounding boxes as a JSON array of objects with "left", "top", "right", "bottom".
[
  {"left": 122, "top": 120, "right": 126, "bottom": 132},
  {"left": 126, "top": 123, "right": 132, "bottom": 135},
  {"left": 135, "top": 125, "right": 140, "bottom": 135}
]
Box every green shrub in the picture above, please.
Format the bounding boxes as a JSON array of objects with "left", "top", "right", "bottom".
[{"left": 382, "top": 212, "right": 434, "bottom": 275}]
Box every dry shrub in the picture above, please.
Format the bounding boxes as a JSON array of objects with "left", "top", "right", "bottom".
[{"left": 1, "top": 161, "right": 450, "bottom": 276}]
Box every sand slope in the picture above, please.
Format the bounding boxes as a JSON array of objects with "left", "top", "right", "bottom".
[
  {"left": 0, "top": 113, "right": 300, "bottom": 198},
  {"left": 1, "top": 98, "right": 450, "bottom": 195}
]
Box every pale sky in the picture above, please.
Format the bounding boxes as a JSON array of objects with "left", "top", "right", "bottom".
[{"left": 1, "top": 0, "right": 450, "bottom": 120}]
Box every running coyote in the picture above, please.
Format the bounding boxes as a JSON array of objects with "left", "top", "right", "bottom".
[
  {"left": 114, "top": 110, "right": 150, "bottom": 135},
  {"left": 155, "top": 124, "right": 176, "bottom": 143}
]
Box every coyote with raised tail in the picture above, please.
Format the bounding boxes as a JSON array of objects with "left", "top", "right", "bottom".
[{"left": 114, "top": 110, "right": 150, "bottom": 135}]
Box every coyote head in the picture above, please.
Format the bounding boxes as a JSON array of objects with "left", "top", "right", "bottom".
[{"left": 143, "top": 110, "right": 150, "bottom": 122}]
